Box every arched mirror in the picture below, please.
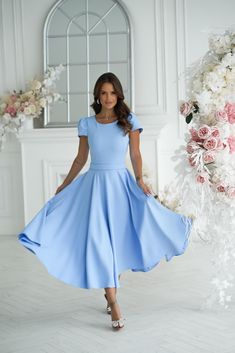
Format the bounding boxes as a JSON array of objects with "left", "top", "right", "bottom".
[{"left": 43, "top": 0, "right": 133, "bottom": 127}]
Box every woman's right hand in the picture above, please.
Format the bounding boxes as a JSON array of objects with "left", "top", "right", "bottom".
[{"left": 136, "top": 179, "right": 153, "bottom": 196}]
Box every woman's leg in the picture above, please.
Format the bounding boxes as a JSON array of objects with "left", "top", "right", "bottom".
[
  {"left": 104, "top": 274, "right": 121, "bottom": 296},
  {"left": 104, "top": 287, "right": 122, "bottom": 321}
]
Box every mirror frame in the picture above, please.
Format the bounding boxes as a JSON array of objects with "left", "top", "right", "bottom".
[{"left": 43, "top": 0, "right": 135, "bottom": 128}]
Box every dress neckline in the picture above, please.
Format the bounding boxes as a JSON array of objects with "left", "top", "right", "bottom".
[{"left": 94, "top": 115, "right": 118, "bottom": 125}]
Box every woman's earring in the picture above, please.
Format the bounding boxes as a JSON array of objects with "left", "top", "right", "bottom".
[{"left": 97, "top": 99, "right": 100, "bottom": 105}]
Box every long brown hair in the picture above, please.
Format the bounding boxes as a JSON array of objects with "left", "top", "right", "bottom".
[{"left": 90, "top": 72, "right": 132, "bottom": 135}]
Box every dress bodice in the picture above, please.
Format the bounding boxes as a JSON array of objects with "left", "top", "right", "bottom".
[{"left": 77, "top": 113, "right": 143, "bottom": 167}]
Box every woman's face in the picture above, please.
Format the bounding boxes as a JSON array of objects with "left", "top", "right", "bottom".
[{"left": 99, "top": 82, "right": 118, "bottom": 110}]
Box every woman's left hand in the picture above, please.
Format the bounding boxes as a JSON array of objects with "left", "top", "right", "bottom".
[{"left": 136, "top": 179, "right": 153, "bottom": 196}]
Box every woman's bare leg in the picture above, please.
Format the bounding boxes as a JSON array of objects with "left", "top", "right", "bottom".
[{"left": 104, "top": 287, "right": 122, "bottom": 321}]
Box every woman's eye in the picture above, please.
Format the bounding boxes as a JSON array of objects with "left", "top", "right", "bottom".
[{"left": 100, "top": 91, "right": 116, "bottom": 95}]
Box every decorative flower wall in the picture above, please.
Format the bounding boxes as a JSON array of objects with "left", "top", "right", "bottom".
[{"left": 162, "top": 30, "right": 235, "bottom": 309}]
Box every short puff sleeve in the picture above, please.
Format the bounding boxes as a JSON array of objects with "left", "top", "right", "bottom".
[
  {"left": 128, "top": 112, "right": 143, "bottom": 133},
  {"left": 77, "top": 117, "right": 88, "bottom": 137}
]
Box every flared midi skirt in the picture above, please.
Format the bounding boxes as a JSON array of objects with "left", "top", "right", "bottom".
[{"left": 18, "top": 165, "right": 192, "bottom": 289}]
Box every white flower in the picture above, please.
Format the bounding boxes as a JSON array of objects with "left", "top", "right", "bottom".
[
  {"left": 215, "top": 65, "right": 227, "bottom": 76},
  {"left": 23, "top": 107, "right": 32, "bottom": 115},
  {"left": 209, "top": 33, "right": 231, "bottom": 54},
  {"left": 225, "top": 67, "right": 235, "bottom": 82},
  {"left": 41, "top": 87, "right": 48, "bottom": 96},
  {"left": 39, "top": 98, "right": 47, "bottom": 108},
  {"left": 230, "top": 124, "right": 235, "bottom": 135},
  {"left": 219, "top": 122, "right": 231, "bottom": 138},
  {"left": 47, "top": 95, "right": 53, "bottom": 104},
  {"left": 222, "top": 52, "right": 235, "bottom": 66},
  {"left": 53, "top": 93, "right": 61, "bottom": 102},
  {"left": 195, "top": 90, "right": 212, "bottom": 114},
  {"left": 0, "top": 103, "right": 6, "bottom": 110},
  {"left": 30, "top": 80, "right": 42, "bottom": 90},
  {"left": 213, "top": 96, "right": 226, "bottom": 111},
  {"left": 43, "top": 78, "right": 53, "bottom": 87},
  {"left": 55, "top": 64, "right": 65, "bottom": 73},
  {"left": 29, "top": 104, "right": 36, "bottom": 114},
  {"left": 13, "top": 101, "right": 21, "bottom": 109},
  {"left": 49, "top": 71, "right": 56, "bottom": 79},
  {"left": 192, "top": 77, "right": 203, "bottom": 94},
  {"left": 204, "top": 71, "right": 226, "bottom": 93}
]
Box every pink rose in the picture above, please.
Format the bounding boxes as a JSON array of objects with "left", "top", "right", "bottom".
[
  {"left": 226, "top": 187, "right": 235, "bottom": 198},
  {"left": 10, "top": 94, "right": 17, "bottom": 102},
  {"left": 180, "top": 101, "right": 193, "bottom": 116},
  {"left": 196, "top": 172, "right": 209, "bottom": 184},
  {"left": 211, "top": 127, "right": 220, "bottom": 138},
  {"left": 203, "top": 137, "right": 218, "bottom": 150},
  {"left": 198, "top": 125, "right": 211, "bottom": 139},
  {"left": 215, "top": 110, "right": 228, "bottom": 122},
  {"left": 203, "top": 151, "right": 215, "bottom": 164},
  {"left": 189, "top": 128, "right": 201, "bottom": 142},
  {"left": 216, "top": 183, "right": 227, "bottom": 193},
  {"left": 5, "top": 105, "right": 17, "bottom": 117},
  {"left": 227, "top": 135, "right": 235, "bottom": 153},
  {"left": 186, "top": 141, "right": 199, "bottom": 154},
  {"left": 225, "top": 102, "right": 235, "bottom": 124}
]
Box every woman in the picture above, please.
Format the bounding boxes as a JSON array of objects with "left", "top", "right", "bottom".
[{"left": 18, "top": 72, "right": 193, "bottom": 331}]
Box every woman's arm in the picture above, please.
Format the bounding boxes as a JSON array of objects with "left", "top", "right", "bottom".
[
  {"left": 129, "top": 130, "right": 153, "bottom": 196},
  {"left": 55, "top": 136, "right": 89, "bottom": 194}
]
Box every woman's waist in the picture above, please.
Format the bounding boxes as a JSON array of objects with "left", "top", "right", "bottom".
[{"left": 89, "top": 161, "right": 126, "bottom": 170}]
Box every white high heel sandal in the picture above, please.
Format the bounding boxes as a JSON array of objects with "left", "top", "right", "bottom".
[{"left": 109, "top": 300, "right": 126, "bottom": 330}]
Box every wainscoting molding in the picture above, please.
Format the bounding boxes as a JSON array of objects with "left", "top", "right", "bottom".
[{"left": 0, "top": 0, "right": 25, "bottom": 93}]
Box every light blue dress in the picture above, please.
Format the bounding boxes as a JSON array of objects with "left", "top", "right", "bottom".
[{"left": 18, "top": 113, "right": 192, "bottom": 289}]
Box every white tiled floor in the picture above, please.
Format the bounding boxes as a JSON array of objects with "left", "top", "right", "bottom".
[{"left": 0, "top": 235, "right": 234, "bottom": 353}]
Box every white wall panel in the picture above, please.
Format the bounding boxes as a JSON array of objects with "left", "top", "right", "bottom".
[
  {"left": 0, "top": 1, "right": 6, "bottom": 92},
  {"left": 0, "top": 136, "right": 24, "bottom": 234},
  {"left": 20, "top": 0, "right": 55, "bottom": 83},
  {"left": 0, "top": 0, "right": 26, "bottom": 92}
]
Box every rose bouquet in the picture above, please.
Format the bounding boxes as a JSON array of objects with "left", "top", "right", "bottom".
[
  {"left": 0, "top": 64, "right": 65, "bottom": 149},
  {"left": 179, "top": 30, "right": 235, "bottom": 200}
]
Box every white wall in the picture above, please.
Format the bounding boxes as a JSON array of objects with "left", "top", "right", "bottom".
[{"left": 0, "top": 0, "right": 235, "bottom": 233}]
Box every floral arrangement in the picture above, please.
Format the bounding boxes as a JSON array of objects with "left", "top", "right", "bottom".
[
  {"left": 179, "top": 31, "right": 235, "bottom": 200},
  {"left": 173, "top": 30, "right": 235, "bottom": 310},
  {"left": 0, "top": 64, "right": 65, "bottom": 149}
]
